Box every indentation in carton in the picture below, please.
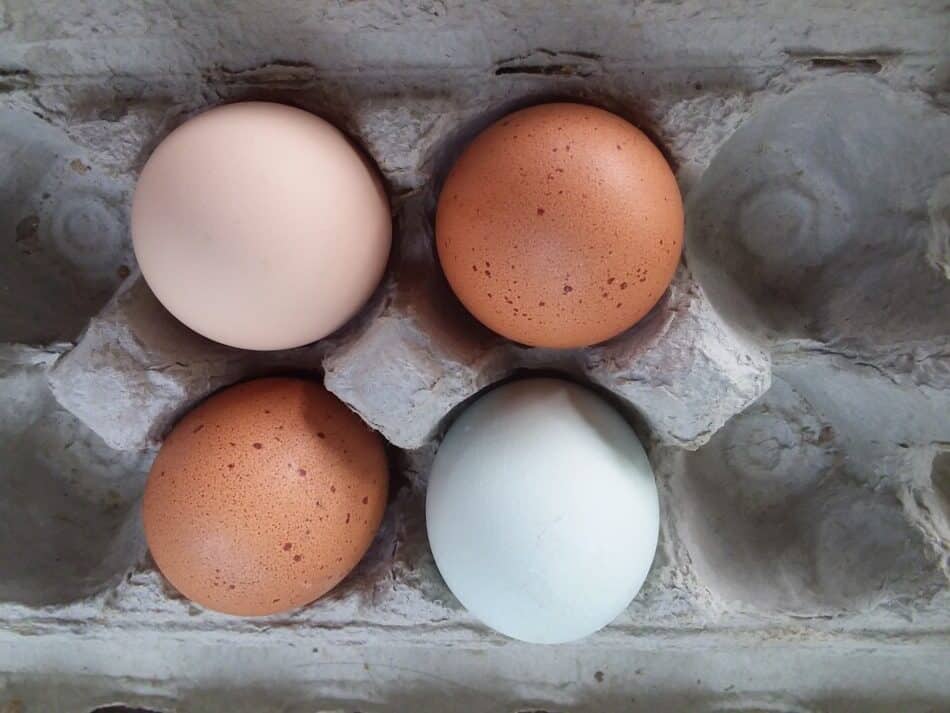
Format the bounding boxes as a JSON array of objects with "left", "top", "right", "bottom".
[
  {"left": 686, "top": 76, "right": 950, "bottom": 357},
  {"left": 0, "top": 108, "right": 134, "bottom": 345},
  {"left": 672, "top": 376, "right": 942, "bottom": 615},
  {"left": 0, "top": 348, "right": 149, "bottom": 606}
]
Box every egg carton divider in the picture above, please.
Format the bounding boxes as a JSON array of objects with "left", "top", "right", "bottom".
[
  {"left": 7, "top": 67, "right": 948, "bottom": 638},
  {"left": 1, "top": 1, "right": 949, "bottom": 709}
]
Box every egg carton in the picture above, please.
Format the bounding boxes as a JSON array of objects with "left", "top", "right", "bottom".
[{"left": 1, "top": 2, "right": 948, "bottom": 712}]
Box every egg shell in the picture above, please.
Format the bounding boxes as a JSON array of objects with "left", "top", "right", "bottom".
[
  {"left": 436, "top": 102, "right": 683, "bottom": 348},
  {"left": 132, "top": 101, "right": 392, "bottom": 351},
  {"left": 142, "top": 378, "right": 389, "bottom": 616},
  {"left": 426, "top": 377, "right": 659, "bottom": 644}
]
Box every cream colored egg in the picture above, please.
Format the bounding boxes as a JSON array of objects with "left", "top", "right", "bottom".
[{"left": 132, "top": 102, "right": 391, "bottom": 351}]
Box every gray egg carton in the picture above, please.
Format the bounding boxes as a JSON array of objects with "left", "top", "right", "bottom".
[{"left": 1, "top": 2, "right": 948, "bottom": 712}]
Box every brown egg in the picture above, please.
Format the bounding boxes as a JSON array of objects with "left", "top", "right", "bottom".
[
  {"left": 142, "top": 378, "right": 388, "bottom": 616},
  {"left": 436, "top": 103, "right": 683, "bottom": 348}
]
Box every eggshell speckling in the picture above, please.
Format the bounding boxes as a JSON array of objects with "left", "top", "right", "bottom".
[
  {"left": 436, "top": 102, "right": 683, "bottom": 349},
  {"left": 142, "top": 378, "right": 388, "bottom": 616}
]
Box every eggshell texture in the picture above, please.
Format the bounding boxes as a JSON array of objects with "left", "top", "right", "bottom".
[
  {"left": 132, "top": 101, "right": 391, "bottom": 351},
  {"left": 426, "top": 378, "right": 659, "bottom": 644},
  {"left": 436, "top": 103, "right": 683, "bottom": 348},
  {"left": 142, "top": 378, "right": 388, "bottom": 616}
]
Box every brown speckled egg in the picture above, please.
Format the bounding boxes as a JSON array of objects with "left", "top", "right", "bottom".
[
  {"left": 142, "top": 378, "right": 388, "bottom": 616},
  {"left": 436, "top": 103, "right": 683, "bottom": 348}
]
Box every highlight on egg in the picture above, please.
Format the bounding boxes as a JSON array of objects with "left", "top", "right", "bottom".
[
  {"left": 425, "top": 377, "right": 660, "bottom": 644},
  {"left": 436, "top": 102, "right": 683, "bottom": 349},
  {"left": 142, "top": 378, "right": 389, "bottom": 616},
  {"left": 132, "top": 101, "right": 392, "bottom": 351}
]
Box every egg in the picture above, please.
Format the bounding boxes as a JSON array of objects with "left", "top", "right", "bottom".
[
  {"left": 436, "top": 103, "right": 683, "bottom": 348},
  {"left": 142, "top": 378, "right": 388, "bottom": 616},
  {"left": 426, "top": 377, "right": 659, "bottom": 644},
  {"left": 132, "top": 102, "right": 391, "bottom": 351}
]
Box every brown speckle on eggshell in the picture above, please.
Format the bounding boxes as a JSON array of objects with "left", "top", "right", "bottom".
[
  {"left": 436, "top": 102, "right": 683, "bottom": 348},
  {"left": 142, "top": 378, "right": 389, "bottom": 616}
]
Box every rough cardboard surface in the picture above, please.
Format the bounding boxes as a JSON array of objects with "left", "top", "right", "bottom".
[
  {"left": 0, "top": 344, "right": 148, "bottom": 607},
  {"left": 1, "top": 1, "right": 949, "bottom": 711}
]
